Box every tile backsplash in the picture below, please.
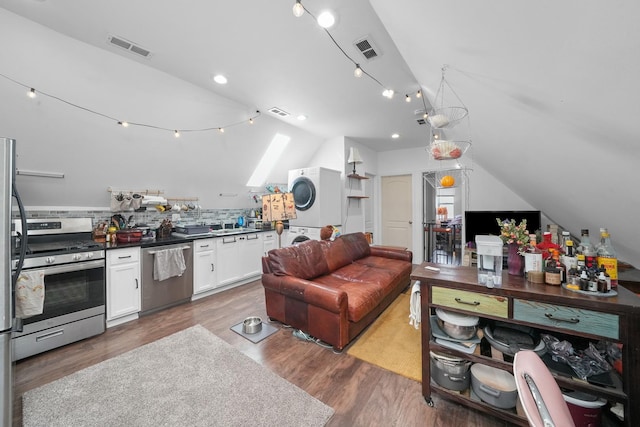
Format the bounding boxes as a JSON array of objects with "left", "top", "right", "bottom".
[{"left": 18, "top": 207, "right": 253, "bottom": 229}]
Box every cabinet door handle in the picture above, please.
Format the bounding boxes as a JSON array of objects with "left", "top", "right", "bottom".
[
  {"left": 211, "top": 264, "right": 215, "bottom": 272},
  {"left": 200, "top": 244, "right": 210, "bottom": 249},
  {"left": 544, "top": 313, "right": 579, "bottom": 324},
  {"left": 118, "top": 255, "right": 132, "bottom": 259},
  {"left": 135, "top": 278, "right": 139, "bottom": 289},
  {"left": 455, "top": 297, "right": 480, "bottom": 306}
]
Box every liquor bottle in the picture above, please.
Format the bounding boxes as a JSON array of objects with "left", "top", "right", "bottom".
[
  {"left": 524, "top": 234, "right": 543, "bottom": 277},
  {"left": 578, "top": 229, "right": 597, "bottom": 270},
  {"left": 560, "top": 231, "right": 571, "bottom": 254},
  {"left": 562, "top": 240, "right": 578, "bottom": 283},
  {"left": 596, "top": 229, "right": 618, "bottom": 287},
  {"left": 544, "top": 249, "right": 564, "bottom": 286}
]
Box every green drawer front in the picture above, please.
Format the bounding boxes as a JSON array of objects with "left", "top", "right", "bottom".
[
  {"left": 432, "top": 286, "right": 508, "bottom": 318},
  {"left": 513, "top": 299, "right": 619, "bottom": 340}
]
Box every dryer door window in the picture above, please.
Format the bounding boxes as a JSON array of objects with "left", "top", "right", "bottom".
[
  {"left": 291, "top": 235, "right": 310, "bottom": 245},
  {"left": 291, "top": 177, "right": 316, "bottom": 211}
]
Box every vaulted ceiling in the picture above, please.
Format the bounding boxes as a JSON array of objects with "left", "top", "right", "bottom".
[{"left": 2, "top": 0, "right": 639, "bottom": 265}]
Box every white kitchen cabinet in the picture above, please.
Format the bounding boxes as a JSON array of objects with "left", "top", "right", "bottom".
[
  {"left": 241, "top": 232, "right": 262, "bottom": 278},
  {"left": 262, "top": 231, "right": 277, "bottom": 256},
  {"left": 216, "top": 235, "right": 244, "bottom": 286},
  {"left": 216, "top": 232, "right": 264, "bottom": 287},
  {"left": 192, "top": 238, "right": 217, "bottom": 294},
  {"left": 106, "top": 247, "right": 141, "bottom": 324}
]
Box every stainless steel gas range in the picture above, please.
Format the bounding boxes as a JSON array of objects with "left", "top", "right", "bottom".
[{"left": 11, "top": 218, "right": 105, "bottom": 360}]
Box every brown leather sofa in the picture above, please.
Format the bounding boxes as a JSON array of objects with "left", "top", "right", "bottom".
[{"left": 261, "top": 232, "right": 413, "bottom": 350}]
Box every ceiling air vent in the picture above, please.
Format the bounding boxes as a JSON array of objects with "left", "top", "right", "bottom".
[
  {"left": 268, "top": 107, "right": 290, "bottom": 117},
  {"left": 354, "top": 36, "right": 381, "bottom": 61},
  {"left": 415, "top": 109, "right": 428, "bottom": 125},
  {"left": 107, "top": 35, "right": 152, "bottom": 59}
]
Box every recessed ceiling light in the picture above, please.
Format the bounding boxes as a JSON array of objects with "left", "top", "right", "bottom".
[
  {"left": 213, "top": 74, "right": 227, "bottom": 85},
  {"left": 391, "top": 133, "right": 400, "bottom": 139},
  {"left": 296, "top": 114, "right": 307, "bottom": 121},
  {"left": 317, "top": 11, "right": 336, "bottom": 28}
]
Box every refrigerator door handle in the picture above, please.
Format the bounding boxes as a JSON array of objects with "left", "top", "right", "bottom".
[{"left": 13, "top": 318, "right": 22, "bottom": 333}]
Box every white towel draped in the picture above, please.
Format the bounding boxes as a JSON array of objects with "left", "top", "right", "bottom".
[
  {"left": 408, "top": 281, "right": 421, "bottom": 329},
  {"left": 153, "top": 247, "right": 186, "bottom": 281},
  {"left": 15, "top": 270, "right": 45, "bottom": 318}
]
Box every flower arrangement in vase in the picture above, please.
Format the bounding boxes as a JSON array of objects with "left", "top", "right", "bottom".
[{"left": 496, "top": 218, "right": 530, "bottom": 275}]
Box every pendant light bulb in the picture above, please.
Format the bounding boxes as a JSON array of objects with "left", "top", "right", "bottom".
[
  {"left": 174, "top": 130, "right": 180, "bottom": 138},
  {"left": 405, "top": 94, "right": 411, "bottom": 103},
  {"left": 354, "top": 64, "right": 363, "bottom": 78},
  {"left": 292, "top": 1, "right": 304, "bottom": 17},
  {"left": 118, "top": 121, "right": 129, "bottom": 128},
  {"left": 416, "top": 90, "right": 422, "bottom": 98},
  {"left": 219, "top": 127, "right": 224, "bottom": 133},
  {"left": 28, "top": 88, "right": 36, "bottom": 98},
  {"left": 249, "top": 117, "right": 254, "bottom": 124}
]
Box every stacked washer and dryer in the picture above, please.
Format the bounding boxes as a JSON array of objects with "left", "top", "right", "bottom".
[{"left": 287, "top": 167, "right": 342, "bottom": 246}]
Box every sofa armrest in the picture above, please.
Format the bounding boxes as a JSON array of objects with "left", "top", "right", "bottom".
[
  {"left": 370, "top": 246, "right": 413, "bottom": 263},
  {"left": 261, "top": 274, "right": 348, "bottom": 314}
]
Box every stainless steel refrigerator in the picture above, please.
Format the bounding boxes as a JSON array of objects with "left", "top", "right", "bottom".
[{"left": 1, "top": 137, "right": 27, "bottom": 426}]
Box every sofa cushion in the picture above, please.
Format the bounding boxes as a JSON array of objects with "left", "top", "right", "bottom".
[
  {"left": 313, "top": 274, "right": 385, "bottom": 323},
  {"left": 355, "top": 256, "right": 412, "bottom": 276},
  {"left": 339, "top": 233, "right": 371, "bottom": 261},
  {"left": 267, "top": 240, "right": 330, "bottom": 280},
  {"left": 319, "top": 238, "right": 353, "bottom": 272}
]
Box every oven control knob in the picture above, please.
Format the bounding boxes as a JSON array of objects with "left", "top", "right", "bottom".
[
  {"left": 86, "top": 252, "right": 94, "bottom": 259},
  {"left": 46, "top": 256, "right": 55, "bottom": 264},
  {"left": 72, "top": 254, "right": 82, "bottom": 261}
]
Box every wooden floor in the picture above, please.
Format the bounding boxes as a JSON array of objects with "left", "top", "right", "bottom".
[{"left": 13, "top": 280, "right": 508, "bottom": 427}]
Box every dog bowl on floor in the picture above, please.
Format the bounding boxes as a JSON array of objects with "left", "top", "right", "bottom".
[{"left": 242, "top": 317, "right": 263, "bottom": 334}]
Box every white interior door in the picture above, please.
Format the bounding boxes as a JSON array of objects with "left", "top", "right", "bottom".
[{"left": 381, "top": 174, "right": 412, "bottom": 249}]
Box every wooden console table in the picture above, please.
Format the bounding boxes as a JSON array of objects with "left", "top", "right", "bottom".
[{"left": 411, "top": 262, "right": 640, "bottom": 426}]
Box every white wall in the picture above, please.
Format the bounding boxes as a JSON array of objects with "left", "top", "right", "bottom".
[
  {"left": 375, "top": 147, "right": 532, "bottom": 260},
  {"left": 0, "top": 10, "right": 324, "bottom": 209}
]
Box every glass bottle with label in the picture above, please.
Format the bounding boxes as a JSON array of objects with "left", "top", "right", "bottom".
[
  {"left": 524, "top": 234, "right": 543, "bottom": 278},
  {"left": 560, "top": 231, "right": 571, "bottom": 254},
  {"left": 544, "top": 249, "right": 564, "bottom": 286},
  {"left": 562, "top": 240, "right": 578, "bottom": 284},
  {"left": 578, "top": 229, "right": 597, "bottom": 270},
  {"left": 596, "top": 229, "right": 618, "bottom": 287}
]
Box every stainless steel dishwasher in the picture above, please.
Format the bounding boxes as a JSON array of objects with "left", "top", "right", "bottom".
[{"left": 141, "top": 242, "right": 193, "bottom": 315}]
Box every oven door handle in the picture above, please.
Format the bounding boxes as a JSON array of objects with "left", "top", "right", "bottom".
[{"left": 38, "top": 259, "right": 105, "bottom": 276}]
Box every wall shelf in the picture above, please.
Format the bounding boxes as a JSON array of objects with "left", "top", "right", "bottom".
[{"left": 347, "top": 173, "right": 369, "bottom": 180}]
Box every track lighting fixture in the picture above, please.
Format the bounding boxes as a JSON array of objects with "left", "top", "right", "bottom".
[
  {"left": 28, "top": 88, "right": 36, "bottom": 98},
  {"left": 354, "top": 64, "right": 363, "bottom": 78},
  {"left": 292, "top": 1, "right": 304, "bottom": 18}
]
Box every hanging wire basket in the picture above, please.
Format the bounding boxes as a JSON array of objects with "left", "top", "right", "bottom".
[
  {"left": 427, "top": 107, "right": 468, "bottom": 129},
  {"left": 429, "top": 66, "right": 468, "bottom": 129},
  {"left": 424, "top": 168, "right": 468, "bottom": 189},
  {"left": 428, "top": 140, "right": 472, "bottom": 160}
]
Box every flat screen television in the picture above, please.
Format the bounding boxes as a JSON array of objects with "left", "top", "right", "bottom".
[{"left": 464, "top": 210, "right": 542, "bottom": 246}]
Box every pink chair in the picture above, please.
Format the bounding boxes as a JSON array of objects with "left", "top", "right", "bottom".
[{"left": 513, "top": 350, "right": 576, "bottom": 427}]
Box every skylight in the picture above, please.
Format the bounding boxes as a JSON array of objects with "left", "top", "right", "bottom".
[{"left": 246, "top": 133, "right": 291, "bottom": 187}]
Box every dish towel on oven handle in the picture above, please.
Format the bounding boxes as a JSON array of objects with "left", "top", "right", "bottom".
[
  {"left": 15, "top": 270, "right": 45, "bottom": 318},
  {"left": 409, "top": 280, "right": 421, "bottom": 329},
  {"left": 153, "top": 247, "right": 186, "bottom": 281}
]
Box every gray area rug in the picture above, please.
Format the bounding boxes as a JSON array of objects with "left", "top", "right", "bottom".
[{"left": 23, "top": 325, "right": 334, "bottom": 427}]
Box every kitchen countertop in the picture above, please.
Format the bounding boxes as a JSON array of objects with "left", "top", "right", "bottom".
[{"left": 105, "top": 227, "right": 276, "bottom": 250}]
